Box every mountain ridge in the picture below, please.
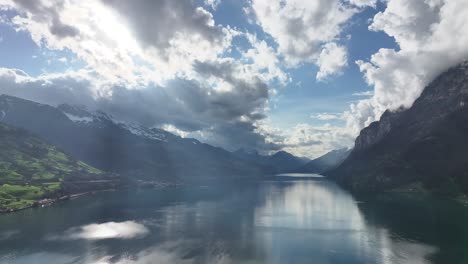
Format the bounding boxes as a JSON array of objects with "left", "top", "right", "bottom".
[
  {"left": 0, "top": 95, "right": 272, "bottom": 182},
  {"left": 328, "top": 62, "right": 468, "bottom": 194},
  {"left": 232, "top": 149, "right": 309, "bottom": 173}
]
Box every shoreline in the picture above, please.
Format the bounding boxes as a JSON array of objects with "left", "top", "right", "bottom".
[
  {"left": 0, "top": 180, "right": 184, "bottom": 214},
  {"left": 0, "top": 189, "right": 118, "bottom": 214}
]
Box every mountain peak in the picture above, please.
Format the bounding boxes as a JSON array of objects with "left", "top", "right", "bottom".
[{"left": 272, "top": 150, "right": 293, "bottom": 157}]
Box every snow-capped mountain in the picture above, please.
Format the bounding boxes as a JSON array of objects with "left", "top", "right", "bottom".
[
  {"left": 57, "top": 104, "right": 173, "bottom": 142},
  {"left": 0, "top": 95, "right": 271, "bottom": 182}
]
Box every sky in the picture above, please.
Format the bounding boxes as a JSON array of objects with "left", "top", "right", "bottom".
[{"left": 0, "top": 0, "right": 468, "bottom": 158}]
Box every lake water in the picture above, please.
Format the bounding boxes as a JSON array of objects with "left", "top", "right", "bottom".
[{"left": 1, "top": 177, "right": 468, "bottom": 264}]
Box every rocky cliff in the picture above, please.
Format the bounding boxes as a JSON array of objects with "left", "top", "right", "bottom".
[{"left": 328, "top": 62, "right": 468, "bottom": 194}]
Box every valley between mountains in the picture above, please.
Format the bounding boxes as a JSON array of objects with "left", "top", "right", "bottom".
[
  {"left": 0, "top": 94, "right": 345, "bottom": 212},
  {"left": 2, "top": 62, "right": 468, "bottom": 212}
]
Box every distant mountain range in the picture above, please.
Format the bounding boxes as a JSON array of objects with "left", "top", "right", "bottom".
[
  {"left": 328, "top": 62, "right": 468, "bottom": 194},
  {"left": 0, "top": 95, "right": 275, "bottom": 182},
  {"left": 0, "top": 94, "right": 353, "bottom": 186},
  {"left": 298, "top": 148, "right": 351, "bottom": 174},
  {"left": 232, "top": 149, "right": 310, "bottom": 173},
  {"left": 0, "top": 123, "right": 119, "bottom": 212}
]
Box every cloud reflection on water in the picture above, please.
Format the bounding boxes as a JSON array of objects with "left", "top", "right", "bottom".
[
  {"left": 50, "top": 221, "right": 149, "bottom": 241},
  {"left": 0, "top": 180, "right": 444, "bottom": 264},
  {"left": 254, "top": 180, "right": 437, "bottom": 264}
]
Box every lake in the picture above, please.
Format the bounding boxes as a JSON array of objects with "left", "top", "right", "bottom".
[{"left": 0, "top": 176, "right": 468, "bottom": 264}]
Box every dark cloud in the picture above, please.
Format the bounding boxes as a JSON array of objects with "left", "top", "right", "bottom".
[
  {"left": 194, "top": 60, "right": 269, "bottom": 121},
  {"left": 0, "top": 0, "right": 280, "bottom": 153},
  {"left": 12, "top": 0, "right": 80, "bottom": 38},
  {"left": 201, "top": 121, "right": 281, "bottom": 152},
  {"left": 49, "top": 16, "right": 80, "bottom": 38},
  {"left": 101, "top": 0, "right": 224, "bottom": 54},
  {"left": 0, "top": 68, "right": 279, "bottom": 152}
]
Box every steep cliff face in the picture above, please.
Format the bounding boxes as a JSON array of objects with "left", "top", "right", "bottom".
[
  {"left": 328, "top": 62, "right": 468, "bottom": 193},
  {"left": 354, "top": 110, "right": 400, "bottom": 151}
]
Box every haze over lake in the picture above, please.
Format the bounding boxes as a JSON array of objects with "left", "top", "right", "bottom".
[{"left": 1, "top": 176, "right": 466, "bottom": 264}]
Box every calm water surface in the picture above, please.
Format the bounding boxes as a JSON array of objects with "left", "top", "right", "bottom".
[{"left": 1, "top": 177, "right": 468, "bottom": 264}]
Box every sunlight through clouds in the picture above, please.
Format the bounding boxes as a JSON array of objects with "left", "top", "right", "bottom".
[{"left": 1, "top": 0, "right": 468, "bottom": 157}]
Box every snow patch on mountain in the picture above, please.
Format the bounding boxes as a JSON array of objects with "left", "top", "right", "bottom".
[
  {"left": 59, "top": 104, "right": 170, "bottom": 142},
  {"left": 117, "top": 121, "right": 167, "bottom": 142},
  {"left": 64, "top": 113, "right": 94, "bottom": 123}
]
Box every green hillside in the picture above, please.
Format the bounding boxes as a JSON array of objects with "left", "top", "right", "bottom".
[{"left": 0, "top": 123, "right": 113, "bottom": 212}]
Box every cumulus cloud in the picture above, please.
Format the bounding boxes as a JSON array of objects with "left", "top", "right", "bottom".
[
  {"left": 9, "top": 0, "right": 80, "bottom": 38},
  {"left": 50, "top": 221, "right": 150, "bottom": 240},
  {"left": 0, "top": 0, "right": 236, "bottom": 86},
  {"left": 5, "top": 0, "right": 466, "bottom": 158},
  {"left": 100, "top": 0, "right": 226, "bottom": 53},
  {"left": 248, "top": 0, "right": 356, "bottom": 78},
  {"left": 1, "top": 0, "right": 141, "bottom": 86},
  {"left": 345, "top": 0, "right": 468, "bottom": 135},
  {"left": 258, "top": 123, "right": 354, "bottom": 158},
  {"left": 204, "top": 0, "right": 221, "bottom": 10},
  {"left": 316, "top": 43, "right": 348, "bottom": 80},
  {"left": 0, "top": 0, "right": 290, "bottom": 153},
  {"left": 346, "top": 0, "right": 377, "bottom": 8}
]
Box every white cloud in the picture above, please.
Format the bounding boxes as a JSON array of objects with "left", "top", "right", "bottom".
[
  {"left": 5, "top": 0, "right": 467, "bottom": 157},
  {"left": 0, "top": 0, "right": 236, "bottom": 87},
  {"left": 283, "top": 123, "right": 353, "bottom": 158},
  {"left": 242, "top": 33, "right": 289, "bottom": 85},
  {"left": 352, "top": 90, "right": 374, "bottom": 96},
  {"left": 249, "top": 0, "right": 356, "bottom": 69},
  {"left": 346, "top": 0, "right": 377, "bottom": 8},
  {"left": 204, "top": 0, "right": 221, "bottom": 10},
  {"left": 1, "top": 0, "right": 142, "bottom": 86},
  {"left": 310, "top": 113, "right": 343, "bottom": 121},
  {"left": 0, "top": 0, "right": 288, "bottom": 152},
  {"left": 345, "top": 0, "right": 468, "bottom": 135},
  {"left": 316, "top": 43, "right": 348, "bottom": 80},
  {"left": 369, "top": 0, "right": 442, "bottom": 51},
  {"left": 256, "top": 122, "right": 353, "bottom": 158}
]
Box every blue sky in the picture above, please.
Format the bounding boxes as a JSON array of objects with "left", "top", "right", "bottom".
[{"left": 0, "top": 0, "right": 466, "bottom": 158}]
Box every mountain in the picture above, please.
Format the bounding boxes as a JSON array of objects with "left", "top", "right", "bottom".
[
  {"left": 328, "top": 62, "right": 468, "bottom": 194},
  {"left": 299, "top": 148, "right": 351, "bottom": 174},
  {"left": 0, "top": 95, "right": 270, "bottom": 182},
  {"left": 232, "top": 149, "right": 309, "bottom": 173},
  {"left": 0, "top": 122, "right": 119, "bottom": 212}
]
